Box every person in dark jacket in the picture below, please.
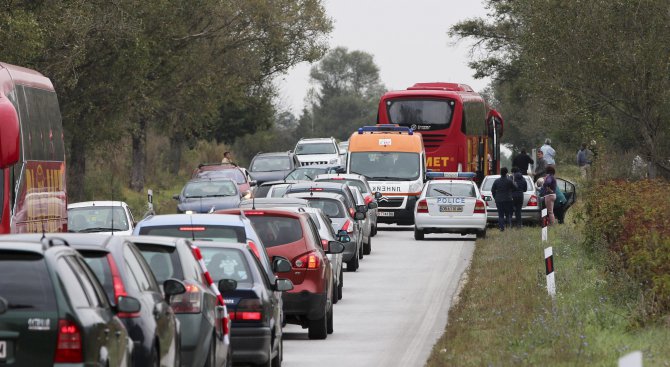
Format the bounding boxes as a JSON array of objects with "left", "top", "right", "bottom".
[
  {"left": 512, "top": 148, "right": 534, "bottom": 175},
  {"left": 491, "top": 167, "right": 515, "bottom": 231},
  {"left": 511, "top": 167, "right": 528, "bottom": 227}
]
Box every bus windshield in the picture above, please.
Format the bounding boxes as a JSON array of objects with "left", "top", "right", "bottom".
[
  {"left": 386, "top": 98, "right": 454, "bottom": 128},
  {"left": 349, "top": 152, "right": 420, "bottom": 181}
]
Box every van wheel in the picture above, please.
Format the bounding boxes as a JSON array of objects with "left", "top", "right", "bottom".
[
  {"left": 414, "top": 228, "right": 424, "bottom": 240},
  {"left": 363, "top": 236, "right": 372, "bottom": 255}
]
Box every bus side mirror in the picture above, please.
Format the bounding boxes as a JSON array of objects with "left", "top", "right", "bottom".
[{"left": 0, "top": 96, "right": 20, "bottom": 169}]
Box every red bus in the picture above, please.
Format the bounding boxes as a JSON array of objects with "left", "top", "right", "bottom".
[
  {"left": 377, "top": 82, "right": 503, "bottom": 180},
  {"left": 0, "top": 62, "right": 67, "bottom": 233}
]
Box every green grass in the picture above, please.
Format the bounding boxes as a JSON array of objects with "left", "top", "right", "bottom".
[{"left": 426, "top": 200, "right": 670, "bottom": 366}]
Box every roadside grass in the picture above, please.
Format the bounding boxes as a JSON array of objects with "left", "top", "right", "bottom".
[{"left": 427, "top": 199, "right": 670, "bottom": 366}]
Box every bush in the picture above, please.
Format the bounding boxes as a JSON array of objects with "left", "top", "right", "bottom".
[{"left": 584, "top": 179, "right": 670, "bottom": 324}]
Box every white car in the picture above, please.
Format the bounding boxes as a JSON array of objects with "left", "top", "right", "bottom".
[
  {"left": 480, "top": 174, "right": 540, "bottom": 224},
  {"left": 294, "top": 137, "right": 341, "bottom": 166},
  {"left": 413, "top": 179, "right": 487, "bottom": 240},
  {"left": 67, "top": 201, "right": 135, "bottom": 235}
]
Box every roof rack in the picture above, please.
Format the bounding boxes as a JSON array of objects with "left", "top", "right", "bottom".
[
  {"left": 357, "top": 125, "right": 413, "bottom": 135},
  {"left": 41, "top": 237, "right": 70, "bottom": 250}
]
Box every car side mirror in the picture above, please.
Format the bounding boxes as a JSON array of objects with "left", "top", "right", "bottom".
[
  {"left": 163, "top": 279, "right": 187, "bottom": 298},
  {"left": 218, "top": 279, "right": 238, "bottom": 294},
  {"left": 0, "top": 296, "right": 7, "bottom": 315},
  {"left": 368, "top": 202, "right": 378, "bottom": 209},
  {"left": 337, "top": 234, "right": 351, "bottom": 243},
  {"left": 172, "top": 194, "right": 180, "bottom": 200},
  {"left": 117, "top": 296, "right": 141, "bottom": 314},
  {"left": 275, "top": 278, "right": 294, "bottom": 292},
  {"left": 354, "top": 212, "right": 365, "bottom": 220},
  {"left": 272, "top": 256, "right": 292, "bottom": 273},
  {"left": 326, "top": 240, "right": 345, "bottom": 254},
  {"left": 374, "top": 192, "right": 382, "bottom": 199},
  {"left": 249, "top": 180, "right": 258, "bottom": 187},
  {"left": 356, "top": 204, "right": 367, "bottom": 213}
]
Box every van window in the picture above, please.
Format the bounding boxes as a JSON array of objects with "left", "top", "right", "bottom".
[{"left": 349, "top": 152, "right": 420, "bottom": 181}]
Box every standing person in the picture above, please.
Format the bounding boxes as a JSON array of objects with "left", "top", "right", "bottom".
[
  {"left": 541, "top": 166, "right": 558, "bottom": 225},
  {"left": 511, "top": 167, "right": 527, "bottom": 227},
  {"left": 553, "top": 183, "right": 567, "bottom": 224},
  {"left": 221, "top": 151, "right": 234, "bottom": 164},
  {"left": 491, "top": 167, "right": 515, "bottom": 231},
  {"left": 533, "top": 149, "right": 547, "bottom": 182},
  {"left": 541, "top": 138, "right": 556, "bottom": 167},
  {"left": 512, "top": 148, "right": 534, "bottom": 175},
  {"left": 576, "top": 143, "right": 593, "bottom": 178}
]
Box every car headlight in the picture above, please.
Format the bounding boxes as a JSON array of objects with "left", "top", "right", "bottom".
[
  {"left": 408, "top": 181, "right": 424, "bottom": 193},
  {"left": 329, "top": 158, "right": 339, "bottom": 164}
]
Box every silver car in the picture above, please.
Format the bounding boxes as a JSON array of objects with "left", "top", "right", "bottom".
[
  {"left": 480, "top": 175, "right": 540, "bottom": 224},
  {"left": 349, "top": 186, "right": 372, "bottom": 255}
]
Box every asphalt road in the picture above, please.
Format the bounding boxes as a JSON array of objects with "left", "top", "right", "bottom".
[{"left": 281, "top": 226, "right": 476, "bottom": 367}]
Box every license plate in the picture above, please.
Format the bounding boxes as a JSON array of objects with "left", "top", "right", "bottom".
[
  {"left": 439, "top": 205, "right": 462, "bottom": 213},
  {"left": 0, "top": 340, "right": 6, "bottom": 359},
  {"left": 378, "top": 211, "right": 394, "bottom": 217}
]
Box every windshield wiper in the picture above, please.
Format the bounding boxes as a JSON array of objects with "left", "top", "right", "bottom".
[
  {"left": 205, "top": 194, "right": 234, "bottom": 197},
  {"left": 78, "top": 227, "right": 119, "bottom": 233},
  {"left": 434, "top": 189, "right": 452, "bottom": 196},
  {"left": 304, "top": 174, "right": 313, "bottom": 180}
]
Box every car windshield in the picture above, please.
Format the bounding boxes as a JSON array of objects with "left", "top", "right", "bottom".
[
  {"left": 251, "top": 156, "right": 291, "bottom": 171},
  {"left": 305, "top": 198, "right": 345, "bottom": 218},
  {"left": 68, "top": 206, "right": 129, "bottom": 232},
  {"left": 427, "top": 182, "right": 477, "bottom": 197},
  {"left": 387, "top": 98, "right": 454, "bottom": 127},
  {"left": 0, "top": 251, "right": 57, "bottom": 311},
  {"left": 295, "top": 143, "right": 336, "bottom": 155},
  {"left": 138, "top": 225, "right": 246, "bottom": 243},
  {"left": 200, "top": 247, "right": 253, "bottom": 287},
  {"left": 195, "top": 169, "right": 246, "bottom": 184},
  {"left": 285, "top": 167, "right": 328, "bottom": 180},
  {"left": 183, "top": 180, "right": 238, "bottom": 198},
  {"left": 349, "top": 152, "right": 421, "bottom": 181},
  {"left": 248, "top": 216, "right": 303, "bottom": 248}
]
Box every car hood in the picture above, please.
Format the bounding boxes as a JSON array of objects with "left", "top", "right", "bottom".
[
  {"left": 249, "top": 170, "right": 292, "bottom": 184},
  {"left": 178, "top": 196, "right": 241, "bottom": 213}
]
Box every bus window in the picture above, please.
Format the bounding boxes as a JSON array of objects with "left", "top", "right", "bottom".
[
  {"left": 386, "top": 99, "right": 455, "bottom": 129},
  {"left": 16, "top": 85, "right": 65, "bottom": 162}
]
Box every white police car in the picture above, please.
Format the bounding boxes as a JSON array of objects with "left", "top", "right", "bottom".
[{"left": 413, "top": 172, "right": 487, "bottom": 240}]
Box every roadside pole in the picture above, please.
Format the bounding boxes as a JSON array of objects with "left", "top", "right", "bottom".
[{"left": 542, "top": 201, "right": 557, "bottom": 317}]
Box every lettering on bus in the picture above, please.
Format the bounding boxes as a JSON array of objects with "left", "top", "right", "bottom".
[
  {"left": 19, "top": 161, "right": 66, "bottom": 233},
  {"left": 426, "top": 156, "right": 452, "bottom": 168}
]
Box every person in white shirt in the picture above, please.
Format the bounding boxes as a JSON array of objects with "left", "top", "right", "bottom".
[{"left": 540, "top": 138, "right": 556, "bottom": 167}]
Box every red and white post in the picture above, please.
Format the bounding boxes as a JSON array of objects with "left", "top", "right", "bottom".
[{"left": 541, "top": 206, "right": 555, "bottom": 297}]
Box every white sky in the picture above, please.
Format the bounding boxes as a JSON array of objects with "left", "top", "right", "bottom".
[{"left": 276, "top": 0, "right": 491, "bottom": 114}]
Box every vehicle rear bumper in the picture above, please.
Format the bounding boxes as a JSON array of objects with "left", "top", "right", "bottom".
[
  {"left": 377, "top": 196, "right": 418, "bottom": 225},
  {"left": 282, "top": 291, "right": 327, "bottom": 320},
  {"left": 231, "top": 326, "right": 272, "bottom": 364},
  {"left": 486, "top": 208, "right": 540, "bottom": 222},
  {"left": 414, "top": 214, "right": 486, "bottom": 232}
]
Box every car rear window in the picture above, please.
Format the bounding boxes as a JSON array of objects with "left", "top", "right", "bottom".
[
  {"left": 248, "top": 216, "right": 303, "bottom": 248},
  {"left": 306, "top": 198, "right": 345, "bottom": 218},
  {"left": 79, "top": 251, "right": 115, "bottom": 304},
  {"left": 251, "top": 156, "right": 291, "bottom": 171},
  {"left": 481, "top": 178, "right": 496, "bottom": 191},
  {"left": 200, "top": 247, "right": 253, "bottom": 287},
  {"left": 138, "top": 225, "right": 246, "bottom": 243},
  {"left": 135, "top": 244, "right": 184, "bottom": 283},
  {"left": 0, "top": 251, "right": 57, "bottom": 311},
  {"left": 427, "top": 182, "right": 477, "bottom": 197}
]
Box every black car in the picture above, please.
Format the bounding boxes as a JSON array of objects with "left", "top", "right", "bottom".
[
  {"left": 0, "top": 237, "right": 134, "bottom": 366},
  {"left": 173, "top": 178, "right": 241, "bottom": 213},
  {"left": 249, "top": 151, "right": 301, "bottom": 185},
  {"left": 197, "top": 241, "right": 293, "bottom": 366},
  {"left": 132, "top": 236, "right": 232, "bottom": 367}
]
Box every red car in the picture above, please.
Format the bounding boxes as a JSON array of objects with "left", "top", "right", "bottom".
[
  {"left": 192, "top": 163, "right": 256, "bottom": 197},
  {"left": 217, "top": 208, "right": 344, "bottom": 339}
]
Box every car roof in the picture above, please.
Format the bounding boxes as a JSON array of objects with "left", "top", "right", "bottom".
[
  {"left": 315, "top": 173, "right": 367, "bottom": 182},
  {"left": 286, "top": 181, "right": 349, "bottom": 191},
  {"left": 125, "top": 235, "right": 185, "bottom": 248},
  {"left": 240, "top": 197, "right": 310, "bottom": 207},
  {"left": 137, "top": 213, "right": 246, "bottom": 227},
  {"left": 253, "top": 151, "right": 294, "bottom": 157},
  {"left": 196, "top": 163, "right": 240, "bottom": 171},
  {"left": 297, "top": 138, "right": 335, "bottom": 143},
  {"left": 68, "top": 201, "right": 129, "bottom": 209},
  {"left": 191, "top": 241, "right": 249, "bottom": 251},
  {"left": 187, "top": 177, "right": 237, "bottom": 184},
  {"left": 284, "top": 191, "right": 346, "bottom": 201},
  {"left": 0, "top": 241, "right": 52, "bottom": 254},
  {"left": 259, "top": 180, "right": 305, "bottom": 187},
  {"left": 0, "top": 236, "right": 92, "bottom": 255}
]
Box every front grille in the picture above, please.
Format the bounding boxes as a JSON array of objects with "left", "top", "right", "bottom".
[
  {"left": 301, "top": 161, "right": 327, "bottom": 166},
  {"left": 378, "top": 197, "right": 404, "bottom": 208},
  {"left": 421, "top": 134, "right": 447, "bottom": 149}
]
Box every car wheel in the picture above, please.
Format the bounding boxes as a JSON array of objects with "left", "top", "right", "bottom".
[
  {"left": 150, "top": 344, "right": 159, "bottom": 367},
  {"left": 371, "top": 224, "right": 377, "bottom": 237},
  {"left": 308, "top": 313, "right": 328, "bottom": 340},
  {"left": 332, "top": 279, "right": 339, "bottom": 304},
  {"left": 271, "top": 337, "right": 282, "bottom": 367},
  {"left": 346, "top": 253, "right": 359, "bottom": 272},
  {"left": 326, "top": 305, "right": 334, "bottom": 334},
  {"left": 476, "top": 229, "right": 487, "bottom": 239},
  {"left": 337, "top": 268, "right": 343, "bottom": 300},
  {"left": 226, "top": 346, "right": 233, "bottom": 367},
  {"left": 363, "top": 236, "right": 372, "bottom": 255},
  {"left": 358, "top": 242, "right": 364, "bottom": 259},
  {"left": 203, "top": 333, "right": 216, "bottom": 367},
  {"left": 414, "top": 227, "right": 424, "bottom": 240}
]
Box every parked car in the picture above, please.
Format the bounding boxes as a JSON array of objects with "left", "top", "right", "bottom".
[
  {"left": 67, "top": 201, "right": 135, "bottom": 235},
  {"left": 294, "top": 137, "right": 341, "bottom": 166},
  {"left": 283, "top": 165, "right": 342, "bottom": 181},
  {"left": 217, "top": 208, "right": 344, "bottom": 339},
  {"left": 480, "top": 174, "right": 543, "bottom": 224},
  {"left": 131, "top": 235, "right": 232, "bottom": 367},
  {"left": 413, "top": 178, "right": 487, "bottom": 240},
  {"left": 249, "top": 152, "right": 301, "bottom": 185},
  {"left": 173, "top": 178, "right": 241, "bottom": 213},
  {"left": 197, "top": 241, "right": 293, "bottom": 366},
  {"left": 191, "top": 163, "right": 257, "bottom": 198},
  {"left": 314, "top": 173, "right": 381, "bottom": 236},
  {"left": 0, "top": 238, "right": 134, "bottom": 366},
  {"left": 283, "top": 191, "right": 363, "bottom": 272}
]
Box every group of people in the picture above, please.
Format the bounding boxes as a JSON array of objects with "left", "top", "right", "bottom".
[{"left": 491, "top": 138, "right": 568, "bottom": 231}]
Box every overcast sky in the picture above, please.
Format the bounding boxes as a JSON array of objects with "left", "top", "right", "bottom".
[{"left": 276, "top": 0, "right": 491, "bottom": 114}]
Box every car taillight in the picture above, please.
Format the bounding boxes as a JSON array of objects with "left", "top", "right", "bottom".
[
  {"left": 341, "top": 220, "right": 353, "bottom": 234},
  {"left": 294, "top": 252, "right": 320, "bottom": 269},
  {"left": 528, "top": 195, "right": 538, "bottom": 207},
  {"left": 364, "top": 195, "right": 373, "bottom": 205},
  {"left": 106, "top": 254, "right": 139, "bottom": 318},
  {"left": 230, "top": 299, "right": 263, "bottom": 321},
  {"left": 349, "top": 207, "right": 355, "bottom": 217},
  {"left": 170, "top": 283, "right": 202, "bottom": 313},
  {"left": 417, "top": 199, "right": 428, "bottom": 213},
  {"left": 321, "top": 239, "right": 328, "bottom": 247},
  {"left": 54, "top": 319, "right": 82, "bottom": 363},
  {"left": 247, "top": 240, "right": 260, "bottom": 259},
  {"left": 474, "top": 200, "right": 486, "bottom": 214}
]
